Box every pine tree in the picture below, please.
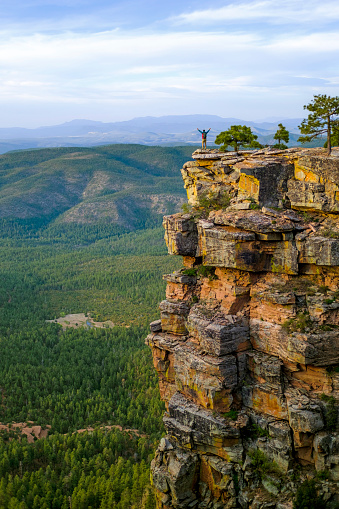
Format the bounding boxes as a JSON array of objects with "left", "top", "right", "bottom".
[
  {"left": 298, "top": 94, "right": 339, "bottom": 155},
  {"left": 273, "top": 123, "right": 289, "bottom": 149},
  {"left": 215, "top": 125, "right": 262, "bottom": 152}
]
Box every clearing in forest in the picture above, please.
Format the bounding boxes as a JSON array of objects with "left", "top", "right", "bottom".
[{"left": 46, "top": 313, "right": 114, "bottom": 330}]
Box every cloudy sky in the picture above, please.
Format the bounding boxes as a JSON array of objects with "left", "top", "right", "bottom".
[{"left": 0, "top": 0, "right": 338, "bottom": 127}]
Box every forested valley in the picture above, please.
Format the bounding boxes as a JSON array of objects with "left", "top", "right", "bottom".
[{"left": 0, "top": 144, "right": 192, "bottom": 508}]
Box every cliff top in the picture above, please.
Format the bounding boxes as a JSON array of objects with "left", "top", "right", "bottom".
[
  {"left": 192, "top": 146, "right": 339, "bottom": 160},
  {"left": 181, "top": 146, "right": 339, "bottom": 213}
]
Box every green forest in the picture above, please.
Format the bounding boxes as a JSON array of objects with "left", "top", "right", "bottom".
[{"left": 0, "top": 144, "right": 191, "bottom": 508}]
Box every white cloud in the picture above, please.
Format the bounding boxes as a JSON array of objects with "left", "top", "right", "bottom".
[
  {"left": 267, "top": 32, "right": 339, "bottom": 52},
  {"left": 0, "top": 30, "right": 257, "bottom": 66},
  {"left": 172, "top": 0, "right": 339, "bottom": 25},
  {"left": 0, "top": 28, "right": 335, "bottom": 85},
  {"left": 0, "top": 14, "right": 338, "bottom": 125}
]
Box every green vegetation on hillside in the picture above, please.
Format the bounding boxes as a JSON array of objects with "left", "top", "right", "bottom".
[
  {"left": 0, "top": 144, "right": 193, "bottom": 233},
  {"left": 0, "top": 144, "right": 190, "bottom": 507}
]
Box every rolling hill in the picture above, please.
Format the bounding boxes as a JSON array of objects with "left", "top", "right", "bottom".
[{"left": 0, "top": 144, "right": 194, "bottom": 237}]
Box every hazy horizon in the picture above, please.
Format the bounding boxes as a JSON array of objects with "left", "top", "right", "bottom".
[{"left": 0, "top": 114, "right": 304, "bottom": 130}]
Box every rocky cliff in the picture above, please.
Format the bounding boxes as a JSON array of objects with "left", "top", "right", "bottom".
[{"left": 146, "top": 147, "right": 339, "bottom": 509}]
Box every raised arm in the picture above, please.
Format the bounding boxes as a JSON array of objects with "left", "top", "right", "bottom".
[{"left": 197, "top": 128, "right": 202, "bottom": 133}]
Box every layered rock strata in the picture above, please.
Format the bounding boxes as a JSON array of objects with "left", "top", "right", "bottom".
[{"left": 146, "top": 147, "right": 339, "bottom": 509}]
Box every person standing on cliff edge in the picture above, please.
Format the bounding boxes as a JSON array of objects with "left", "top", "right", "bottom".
[{"left": 197, "top": 128, "right": 211, "bottom": 149}]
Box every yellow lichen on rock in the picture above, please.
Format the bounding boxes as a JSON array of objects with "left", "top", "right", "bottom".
[{"left": 238, "top": 173, "right": 260, "bottom": 201}]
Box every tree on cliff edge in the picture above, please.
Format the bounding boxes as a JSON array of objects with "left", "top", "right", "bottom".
[
  {"left": 215, "top": 125, "right": 262, "bottom": 152},
  {"left": 273, "top": 123, "right": 289, "bottom": 149},
  {"left": 298, "top": 94, "right": 339, "bottom": 155}
]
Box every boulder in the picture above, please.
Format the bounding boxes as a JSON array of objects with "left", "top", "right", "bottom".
[
  {"left": 159, "top": 300, "right": 190, "bottom": 335},
  {"left": 173, "top": 342, "right": 237, "bottom": 411},
  {"left": 163, "top": 213, "right": 198, "bottom": 256},
  {"left": 187, "top": 308, "right": 250, "bottom": 356},
  {"left": 296, "top": 235, "right": 339, "bottom": 266}
]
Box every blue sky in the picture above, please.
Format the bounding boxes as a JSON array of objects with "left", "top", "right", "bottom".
[{"left": 0, "top": 0, "right": 338, "bottom": 127}]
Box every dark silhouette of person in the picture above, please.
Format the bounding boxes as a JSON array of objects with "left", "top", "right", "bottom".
[{"left": 197, "top": 128, "right": 211, "bottom": 149}]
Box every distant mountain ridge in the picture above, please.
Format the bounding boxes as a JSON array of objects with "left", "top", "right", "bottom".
[{"left": 0, "top": 115, "right": 307, "bottom": 154}]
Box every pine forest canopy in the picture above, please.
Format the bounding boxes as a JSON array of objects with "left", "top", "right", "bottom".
[{"left": 0, "top": 143, "right": 195, "bottom": 509}]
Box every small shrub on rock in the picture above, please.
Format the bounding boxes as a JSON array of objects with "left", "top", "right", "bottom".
[
  {"left": 223, "top": 410, "right": 238, "bottom": 420},
  {"left": 282, "top": 312, "right": 313, "bottom": 333},
  {"left": 293, "top": 480, "right": 326, "bottom": 509},
  {"left": 193, "top": 190, "right": 230, "bottom": 218},
  {"left": 248, "top": 449, "right": 280, "bottom": 476},
  {"left": 182, "top": 268, "right": 197, "bottom": 276},
  {"left": 320, "top": 394, "right": 338, "bottom": 431},
  {"left": 181, "top": 203, "right": 193, "bottom": 214},
  {"left": 198, "top": 265, "right": 217, "bottom": 280}
]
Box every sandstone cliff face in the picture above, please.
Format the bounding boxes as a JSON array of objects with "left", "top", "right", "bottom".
[{"left": 146, "top": 147, "right": 339, "bottom": 509}]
